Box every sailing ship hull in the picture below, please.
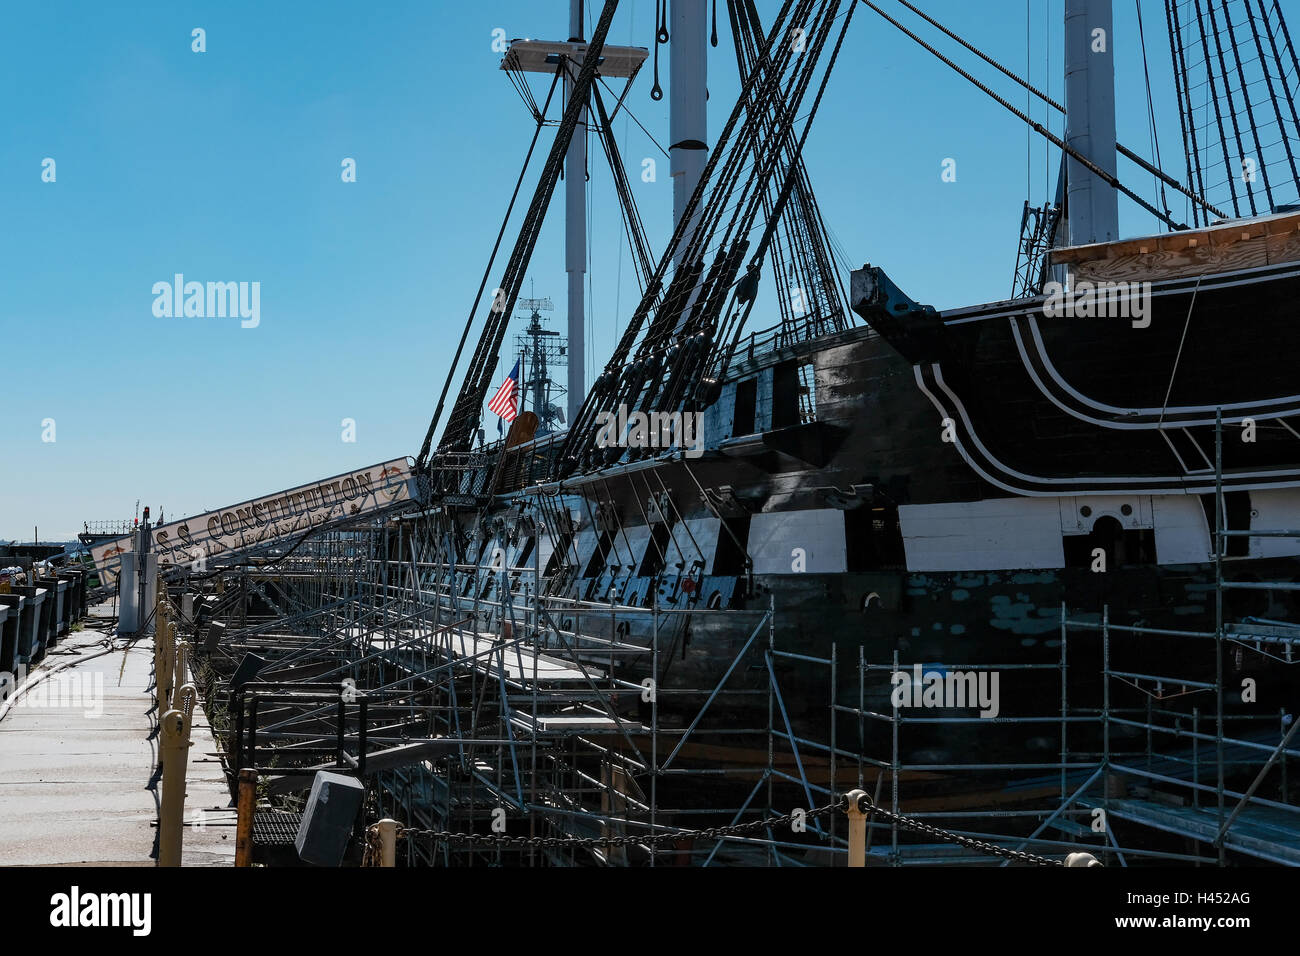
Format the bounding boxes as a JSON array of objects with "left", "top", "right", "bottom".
[{"left": 418, "top": 254, "right": 1300, "bottom": 795}]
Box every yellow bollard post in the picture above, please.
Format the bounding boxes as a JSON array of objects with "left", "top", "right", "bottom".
[
  {"left": 157, "top": 685, "right": 195, "bottom": 867},
  {"left": 235, "top": 768, "right": 258, "bottom": 868},
  {"left": 845, "top": 789, "right": 869, "bottom": 867},
  {"left": 377, "top": 818, "right": 398, "bottom": 867}
]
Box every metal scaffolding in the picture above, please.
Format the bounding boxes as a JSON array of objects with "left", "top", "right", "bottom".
[
  {"left": 176, "top": 410, "right": 1300, "bottom": 867},
  {"left": 821, "top": 412, "right": 1300, "bottom": 866},
  {"left": 183, "top": 508, "right": 857, "bottom": 866}
]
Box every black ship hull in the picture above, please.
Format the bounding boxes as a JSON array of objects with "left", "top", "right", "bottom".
[{"left": 412, "top": 256, "right": 1300, "bottom": 800}]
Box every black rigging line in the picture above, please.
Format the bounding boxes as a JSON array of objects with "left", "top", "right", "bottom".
[
  {"left": 652, "top": 0, "right": 668, "bottom": 100},
  {"left": 438, "top": 1, "right": 622, "bottom": 457},
  {"left": 597, "top": 71, "right": 637, "bottom": 125},
  {"left": 597, "top": 75, "right": 671, "bottom": 158},
  {"left": 642, "top": 0, "right": 842, "bottom": 418},
  {"left": 1205, "top": 0, "right": 1257, "bottom": 215},
  {"left": 591, "top": 83, "right": 656, "bottom": 287},
  {"left": 1273, "top": 0, "right": 1300, "bottom": 90},
  {"left": 1193, "top": 0, "right": 1244, "bottom": 216},
  {"left": 1220, "top": 0, "right": 1275, "bottom": 211},
  {"left": 1137, "top": 0, "right": 1174, "bottom": 218},
  {"left": 707, "top": 1, "right": 856, "bottom": 397},
  {"left": 422, "top": 0, "right": 621, "bottom": 467},
  {"left": 415, "top": 65, "right": 564, "bottom": 469},
  {"left": 1168, "top": 0, "right": 1211, "bottom": 225},
  {"left": 504, "top": 50, "right": 544, "bottom": 123},
  {"left": 558, "top": 0, "right": 810, "bottom": 473},
  {"left": 887, "top": 0, "right": 1222, "bottom": 220},
  {"left": 1249, "top": 0, "right": 1300, "bottom": 194},
  {"left": 857, "top": 0, "right": 1190, "bottom": 230},
  {"left": 729, "top": 0, "right": 849, "bottom": 339},
  {"left": 584, "top": 5, "right": 794, "bottom": 390},
  {"left": 662, "top": 1, "right": 834, "bottom": 372}
]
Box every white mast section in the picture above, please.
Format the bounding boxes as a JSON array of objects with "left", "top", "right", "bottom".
[
  {"left": 498, "top": 27, "right": 645, "bottom": 425},
  {"left": 565, "top": 0, "right": 588, "bottom": 424},
  {"left": 1065, "top": 0, "right": 1121, "bottom": 245},
  {"left": 670, "top": 0, "right": 709, "bottom": 267}
]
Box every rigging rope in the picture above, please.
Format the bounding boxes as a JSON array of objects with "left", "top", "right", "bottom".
[
  {"left": 652, "top": 0, "right": 668, "bottom": 100},
  {"left": 887, "top": 0, "right": 1224, "bottom": 220},
  {"left": 1157, "top": 275, "right": 1203, "bottom": 430},
  {"left": 557, "top": 0, "right": 805, "bottom": 471},
  {"left": 592, "top": 84, "right": 656, "bottom": 287},
  {"left": 598, "top": 75, "right": 672, "bottom": 158},
  {"left": 857, "top": 0, "right": 1193, "bottom": 230},
  {"left": 436, "top": 0, "right": 623, "bottom": 459},
  {"left": 1137, "top": 0, "right": 1174, "bottom": 219},
  {"left": 414, "top": 65, "right": 564, "bottom": 468}
]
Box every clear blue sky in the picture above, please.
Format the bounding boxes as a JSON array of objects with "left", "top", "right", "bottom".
[{"left": 0, "top": 0, "right": 1191, "bottom": 540}]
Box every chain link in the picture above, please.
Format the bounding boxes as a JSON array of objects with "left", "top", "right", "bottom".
[
  {"left": 849, "top": 792, "right": 1063, "bottom": 867},
  {"left": 361, "top": 823, "right": 383, "bottom": 868},
  {"left": 397, "top": 800, "right": 843, "bottom": 852},
  {"left": 394, "top": 793, "right": 1063, "bottom": 865}
]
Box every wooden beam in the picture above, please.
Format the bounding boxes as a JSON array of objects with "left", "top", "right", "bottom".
[{"left": 1049, "top": 210, "right": 1300, "bottom": 283}]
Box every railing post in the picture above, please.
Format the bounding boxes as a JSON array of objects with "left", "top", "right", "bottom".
[
  {"left": 157, "top": 601, "right": 177, "bottom": 711},
  {"left": 235, "top": 768, "right": 257, "bottom": 867},
  {"left": 173, "top": 638, "right": 188, "bottom": 713},
  {"left": 154, "top": 599, "right": 167, "bottom": 705},
  {"left": 158, "top": 686, "right": 195, "bottom": 867},
  {"left": 845, "top": 789, "right": 868, "bottom": 867}
]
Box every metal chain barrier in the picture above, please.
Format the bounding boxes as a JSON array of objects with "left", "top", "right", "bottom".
[
  {"left": 397, "top": 800, "right": 844, "bottom": 852},
  {"left": 392, "top": 793, "right": 1069, "bottom": 865},
  {"left": 361, "top": 824, "right": 384, "bottom": 868},
  {"left": 847, "top": 791, "right": 1063, "bottom": 867}
]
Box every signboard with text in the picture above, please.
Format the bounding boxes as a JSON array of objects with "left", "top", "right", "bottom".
[{"left": 90, "top": 458, "right": 415, "bottom": 589}]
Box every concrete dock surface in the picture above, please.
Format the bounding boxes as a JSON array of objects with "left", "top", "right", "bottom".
[{"left": 0, "top": 604, "right": 235, "bottom": 866}]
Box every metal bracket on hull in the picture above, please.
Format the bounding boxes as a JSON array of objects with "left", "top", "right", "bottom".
[
  {"left": 700, "top": 485, "right": 754, "bottom": 517},
  {"left": 850, "top": 264, "right": 946, "bottom": 363}
]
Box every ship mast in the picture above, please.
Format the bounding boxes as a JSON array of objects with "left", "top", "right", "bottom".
[
  {"left": 565, "top": 0, "right": 588, "bottom": 424},
  {"left": 1065, "top": 0, "right": 1121, "bottom": 245},
  {"left": 670, "top": 0, "right": 709, "bottom": 268}
]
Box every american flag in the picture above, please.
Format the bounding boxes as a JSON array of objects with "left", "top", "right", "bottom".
[{"left": 487, "top": 357, "right": 521, "bottom": 425}]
